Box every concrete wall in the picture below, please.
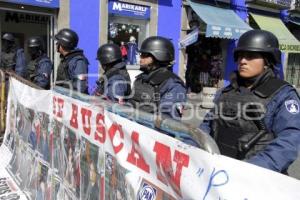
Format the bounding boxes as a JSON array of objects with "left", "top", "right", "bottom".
[
  {"left": 70, "top": 0, "right": 100, "bottom": 93},
  {"left": 157, "top": 0, "right": 182, "bottom": 74}
]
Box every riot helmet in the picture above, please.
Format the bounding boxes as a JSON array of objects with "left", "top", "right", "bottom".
[
  {"left": 139, "top": 36, "right": 174, "bottom": 64},
  {"left": 96, "top": 43, "right": 122, "bottom": 65},
  {"left": 27, "top": 36, "right": 44, "bottom": 59},
  {"left": 2, "top": 33, "right": 15, "bottom": 42},
  {"left": 234, "top": 29, "right": 281, "bottom": 65},
  {"left": 2, "top": 33, "right": 15, "bottom": 52},
  {"left": 54, "top": 28, "right": 78, "bottom": 50}
]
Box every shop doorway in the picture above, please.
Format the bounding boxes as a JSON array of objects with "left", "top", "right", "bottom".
[
  {"left": 108, "top": 16, "right": 149, "bottom": 65},
  {"left": 0, "top": 8, "right": 56, "bottom": 73},
  {"left": 185, "top": 35, "right": 225, "bottom": 93}
]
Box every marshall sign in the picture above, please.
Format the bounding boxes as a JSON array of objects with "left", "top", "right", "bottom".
[{"left": 108, "top": 0, "right": 151, "bottom": 19}]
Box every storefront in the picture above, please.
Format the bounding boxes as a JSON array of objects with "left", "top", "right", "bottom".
[
  {"left": 0, "top": 0, "right": 58, "bottom": 65},
  {"left": 107, "top": 0, "right": 151, "bottom": 66},
  {"left": 248, "top": 12, "right": 300, "bottom": 86},
  {"left": 181, "top": 0, "right": 251, "bottom": 93},
  {"left": 285, "top": 13, "right": 300, "bottom": 87}
]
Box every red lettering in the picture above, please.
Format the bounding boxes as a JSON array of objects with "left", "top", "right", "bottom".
[
  {"left": 108, "top": 123, "right": 124, "bottom": 154},
  {"left": 70, "top": 104, "right": 78, "bottom": 129},
  {"left": 153, "top": 142, "right": 189, "bottom": 196},
  {"left": 95, "top": 112, "right": 106, "bottom": 143},
  {"left": 126, "top": 131, "right": 150, "bottom": 173},
  {"left": 81, "top": 108, "right": 92, "bottom": 135},
  {"left": 57, "top": 97, "right": 64, "bottom": 118}
]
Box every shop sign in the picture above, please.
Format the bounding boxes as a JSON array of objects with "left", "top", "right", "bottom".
[
  {"left": 280, "top": 44, "right": 300, "bottom": 52},
  {"left": 178, "top": 28, "right": 199, "bottom": 49},
  {"left": 4, "top": 11, "right": 49, "bottom": 24},
  {"left": 108, "top": 0, "right": 150, "bottom": 19},
  {"left": 0, "top": 0, "right": 59, "bottom": 8}
]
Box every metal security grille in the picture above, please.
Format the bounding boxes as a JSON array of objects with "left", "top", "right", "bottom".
[{"left": 286, "top": 53, "right": 300, "bottom": 88}]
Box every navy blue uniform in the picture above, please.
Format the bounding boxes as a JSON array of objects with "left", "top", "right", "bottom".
[
  {"left": 130, "top": 67, "right": 187, "bottom": 120},
  {"left": 1, "top": 48, "right": 26, "bottom": 77},
  {"left": 56, "top": 49, "right": 89, "bottom": 93},
  {"left": 31, "top": 54, "right": 52, "bottom": 89},
  {"left": 94, "top": 62, "right": 131, "bottom": 102},
  {"left": 200, "top": 71, "right": 300, "bottom": 172},
  {"left": 246, "top": 85, "right": 300, "bottom": 171}
]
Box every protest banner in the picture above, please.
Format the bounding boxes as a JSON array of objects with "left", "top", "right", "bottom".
[{"left": 1, "top": 77, "right": 300, "bottom": 200}]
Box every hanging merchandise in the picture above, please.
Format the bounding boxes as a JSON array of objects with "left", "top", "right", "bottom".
[{"left": 109, "top": 23, "right": 118, "bottom": 38}]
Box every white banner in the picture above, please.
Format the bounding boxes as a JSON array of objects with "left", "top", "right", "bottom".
[{"left": 1, "top": 77, "right": 300, "bottom": 200}]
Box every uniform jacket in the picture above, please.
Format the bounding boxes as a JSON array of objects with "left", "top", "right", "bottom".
[
  {"left": 56, "top": 49, "right": 89, "bottom": 93},
  {"left": 130, "top": 67, "right": 187, "bottom": 119},
  {"left": 200, "top": 69, "right": 300, "bottom": 172},
  {"left": 94, "top": 62, "right": 131, "bottom": 102}
]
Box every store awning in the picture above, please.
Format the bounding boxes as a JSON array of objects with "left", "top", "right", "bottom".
[
  {"left": 188, "top": 0, "right": 252, "bottom": 40},
  {"left": 250, "top": 13, "right": 300, "bottom": 53}
]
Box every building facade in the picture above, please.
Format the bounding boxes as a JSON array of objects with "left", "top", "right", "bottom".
[{"left": 1, "top": 0, "right": 300, "bottom": 92}]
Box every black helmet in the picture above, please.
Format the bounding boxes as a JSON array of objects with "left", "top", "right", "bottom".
[
  {"left": 234, "top": 29, "right": 281, "bottom": 64},
  {"left": 96, "top": 43, "right": 122, "bottom": 65},
  {"left": 139, "top": 36, "right": 174, "bottom": 63},
  {"left": 54, "top": 28, "right": 78, "bottom": 50},
  {"left": 28, "top": 36, "right": 44, "bottom": 49},
  {"left": 2, "top": 33, "right": 15, "bottom": 42}
]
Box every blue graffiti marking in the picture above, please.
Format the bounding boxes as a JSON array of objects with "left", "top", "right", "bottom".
[{"left": 203, "top": 168, "right": 229, "bottom": 200}]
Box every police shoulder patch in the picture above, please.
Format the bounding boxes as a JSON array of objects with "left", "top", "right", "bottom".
[{"left": 285, "top": 99, "right": 299, "bottom": 114}]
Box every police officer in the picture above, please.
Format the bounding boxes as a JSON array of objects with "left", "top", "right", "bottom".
[
  {"left": 200, "top": 30, "right": 300, "bottom": 173},
  {"left": 1, "top": 33, "right": 26, "bottom": 77},
  {"left": 27, "top": 36, "right": 52, "bottom": 89},
  {"left": 129, "top": 36, "right": 186, "bottom": 120},
  {"left": 93, "top": 43, "right": 131, "bottom": 103},
  {"left": 54, "top": 28, "right": 89, "bottom": 94}
]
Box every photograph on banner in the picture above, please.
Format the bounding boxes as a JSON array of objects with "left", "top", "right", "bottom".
[
  {"left": 4, "top": 100, "right": 17, "bottom": 152},
  {"left": 35, "top": 161, "right": 51, "bottom": 200},
  {"left": 51, "top": 175, "right": 64, "bottom": 200},
  {"left": 64, "top": 187, "right": 76, "bottom": 200},
  {"left": 105, "top": 152, "right": 135, "bottom": 200},
  {"left": 16, "top": 103, "right": 32, "bottom": 143},
  {"left": 80, "top": 137, "right": 104, "bottom": 200},
  {"left": 0, "top": 177, "right": 21, "bottom": 199},
  {"left": 137, "top": 179, "right": 176, "bottom": 200},
  {"left": 36, "top": 113, "right": 50, "bottom": 163},
  {"left": 18, "top": 144, "right": 35, "bottom": 191},
  {"left": 6, "top": 135, "right": 22, "bottom": 184},
  {"left": 62, "top": 127, "right": 80, "bottom": 198},
  {"left": 23, "top": 150, "right": 38, "bottom": 200},
  {"left": 28, "top": 110, "right": 42, "bottom": 151},
  {"left": 51, "top": 120, "right": 64, "bottom": 177},
  {"left": 17, "top": 147, "right": 35, "bottom": 193}
]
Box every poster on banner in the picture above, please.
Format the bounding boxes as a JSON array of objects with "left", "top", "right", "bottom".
[{"left": 1, "top": 77, "right": 300, "bottom": 200}]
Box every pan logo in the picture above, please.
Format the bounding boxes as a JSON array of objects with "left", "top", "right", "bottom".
[{"left": 138, "top": 182, "right": 157, "bottom": 200}]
